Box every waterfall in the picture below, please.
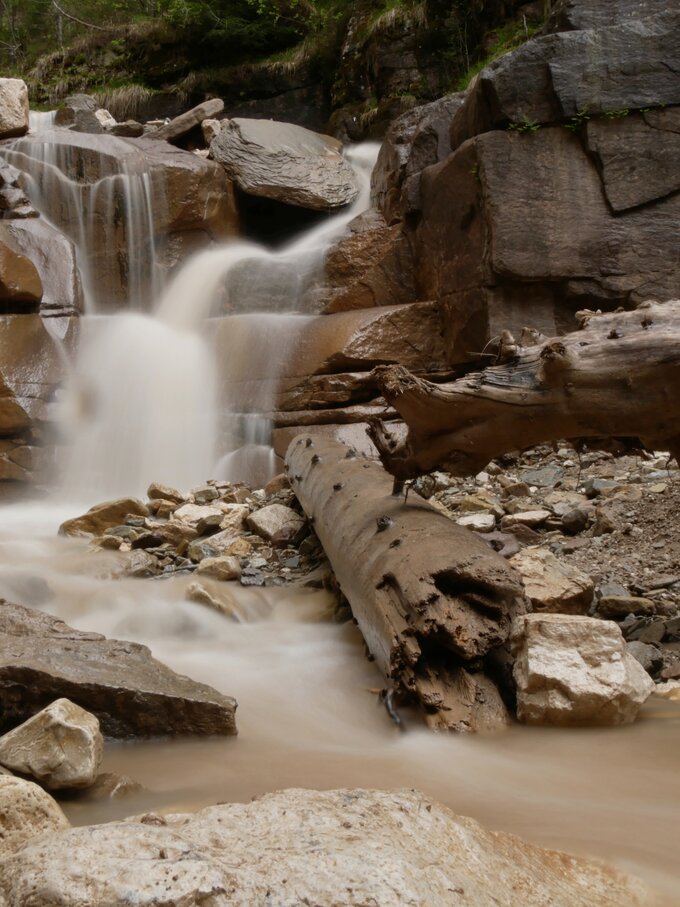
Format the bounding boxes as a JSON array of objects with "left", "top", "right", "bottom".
[
  {"left": 58, "top": 142, "right": 379, "bottom": 499},
  {"left": 0, "top": 132, "right": 163, "bottom": 311}
]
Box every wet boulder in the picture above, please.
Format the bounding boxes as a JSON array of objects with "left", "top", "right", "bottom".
[
  {"left": 0, "top": 788, "right": 653, "bottom": 906},
  {"left": 0, "top": 226, "right": 42, "bottom": 310},
  {"left": 59, "top": 498, "right": 149, "bottom": 538},
  {"left": 512, "top": 613, "right": 654, "bottom": 726},
  {"left": 0, "top": 79, "right": 29, "bottom": 140},
  {"left": 0, "top": 775, "right": 69, "bottom": 856},
  {"left": 0, "top": 698, "right": 103, "bottom": 790},
  {"left": 210, "top": 118, "right": 359, "bottom": 210},
  {"left": 0, "top": 600, "right": 237, "bottom": 737}
]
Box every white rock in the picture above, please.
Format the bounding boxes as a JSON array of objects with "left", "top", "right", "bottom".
[
  {"left": 512, "top": 613, "right": 655, "bottom": 726},
  {"left": 0, "top": 788, "right": 652, "bottom": 906},
  {"left": 172, "top": 502, "right": 224, "bottom": 528},
  {"left": 509, "top": 547, "right": 594, "bottom": 613},
  {"left": 0, "top": 775, "right": 69, "bottom": 856},
  {"left": 246, "top": 503, "right": 305, "bottom": 547},
  {"left": 94, "top": 108, "right": 117, "bottom": 128},
  {"left": 456, "top": 512, "right": 496, "bottom": 532},
  {"left": 0, "top": 79, "right": 29, "bottom": 139},
  {"left": 201, "top": 117, "right": 221, "bottom": 144},
  {"left": 501, "top": 509, "right": 551, "bottom": 528},
  {"left": 0, "top": 699, "right": 103, "bottom": 790}
]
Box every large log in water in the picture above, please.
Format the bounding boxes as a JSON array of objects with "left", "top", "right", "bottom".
[
  {"left": 367, "top": 301, "right": 680, "bottom": 482},
  {"left": 285, "top": 436, "right": 526, "bottom": 732}
]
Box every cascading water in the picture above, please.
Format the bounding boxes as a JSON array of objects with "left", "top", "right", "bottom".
[{"left": 55, "top": 141, "right": 379, "bottom": 499}]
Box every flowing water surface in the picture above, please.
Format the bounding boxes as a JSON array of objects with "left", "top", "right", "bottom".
[{"left": 0, "top": 504, "right": 678, "bottom": 903}]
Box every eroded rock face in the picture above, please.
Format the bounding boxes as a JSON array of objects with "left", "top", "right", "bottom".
[
  {"left": 210, "top": 117, "right": 359, "bottom": 210},
  {"left": 0, "top": 788, "right": 654, "bottom": 906},
  {"left": 0, "top": 79, "right": 29, "bottom": 140},
  {"left": 0, "top": 600, "right": 237, "bottom": 737},
  {"left": 0, "top": 698, "right": 103, "bottom": 790},
  {"left": 512, "top": 613, "right": 654, "bottom": 726},
  {"left": 0, "top": 775, "right": 69, "bottom": 856}
]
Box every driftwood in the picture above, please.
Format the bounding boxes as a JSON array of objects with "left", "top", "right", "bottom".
[
  {"left": 367, "top": 300, "right": 680, "bottom": 483},
  {"left": 285, "top": 436, "right": 526, "bottom": 731}
]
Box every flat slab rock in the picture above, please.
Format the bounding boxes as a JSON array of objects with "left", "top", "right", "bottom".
[
  {"left": 210, "top": 117, "right": 359, "bottom": 210},
  {"left": 0, "top": 600, "right": 236, "bottom": 738},
  {"left": 0, "top": 788, "right": 653, "bottom": 906}
]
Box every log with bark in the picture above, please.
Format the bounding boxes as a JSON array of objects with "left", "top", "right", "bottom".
[
  {"left": 285, "top": 436, "right": 526, "bottom": 732},
  {"left": 367, "top": 300, "right": 680, "bottom": 484}
]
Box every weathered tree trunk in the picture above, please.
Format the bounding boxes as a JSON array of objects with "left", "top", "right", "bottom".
[
  {"left": 285, "top": 436, "right": 526, "bottom": 732},
  {"left": 367, "top": 301, "right": 680, "bottom": 482}
]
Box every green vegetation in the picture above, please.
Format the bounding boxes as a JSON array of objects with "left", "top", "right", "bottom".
[
  {"left": 508, "top": 115, "right": 540, "bottom": 134},
  {"left": 452, "top": 16, "right": 542, "bottom": 91}
]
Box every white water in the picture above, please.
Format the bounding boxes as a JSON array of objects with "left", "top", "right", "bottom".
[
  {"left": 0, "top": 132, "right": 162, "bottom": 311},
  {"left": 57, "top": 142, "right": 379, "bottom": 499}
]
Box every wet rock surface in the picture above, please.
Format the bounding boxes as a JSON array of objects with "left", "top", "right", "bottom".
[
  {"left": 0, "top": 600, "right": 237, "bottom": 738},
  {"left": 0, "top": 788, "right": 654, "bottom": 907}
]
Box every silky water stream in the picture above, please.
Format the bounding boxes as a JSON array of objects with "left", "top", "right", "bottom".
[{"left": 0, "top": 127, "right": 678, "bottom": 902}]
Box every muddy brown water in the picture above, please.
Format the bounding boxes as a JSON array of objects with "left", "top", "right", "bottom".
[{"left": 1, "top": 503, "right": 679, "bottom": 904}]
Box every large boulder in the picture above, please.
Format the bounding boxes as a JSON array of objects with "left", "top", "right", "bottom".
[
  {"left": 0, "top": 698, "right": 103, "bottom": 790},
  {"left": 0, "top": 79, "right": 29, "bottom": 140},
  {"left": 0, "top": 600, "right": 237, "bottom": 738},
  {"left": 0, "top": 788, "right": 653, "bottom": 905},
  {"left": 0, "top": 775, "right": 69, "bottom": 856},
  {"left": 512, "top": 613, "right": 655, "bottom": 726},
  {"left": 210, "top": 117, "right": 359, "bottom": 210}
]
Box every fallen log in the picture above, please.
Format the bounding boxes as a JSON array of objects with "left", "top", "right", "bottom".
[
  {"left": 367, "top": 300, "right": 680, "bottom": 482},
  {"left": 285, "top": 436, "right": 526, "bottom": 731}
]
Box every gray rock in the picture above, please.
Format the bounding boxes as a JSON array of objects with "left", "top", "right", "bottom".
[
  {"left": 0, "top": 789, "right": 652, "bottom": 906},
  {"left": 150, "top": 98, "right": 224, "bottom": 144},
  {"left": 210, "top": 117, "right": 359, "bottom": 210},
  {"left": 520, "top": 466, "right": 564, "bottom": 487},
  {"left": 561, "top": 508, "right": 589, "bottom": 535},
  {"left": 626, "top": 641, "right": 663, "bottom": 675},
  {"left": 0, "top": 775, "right": 69, "bottom": 856},
  {"left": 0, "top": 79, "right": 29, "bottom": 139},
  {"left": 0, "top": 600, "right": 236, "bottom": 738},
  {"left": 512, "top": 613, "right": 654, "bottom": 725},
  {"left": 0, "top": 698, "right": 103, "bottom": 790}
]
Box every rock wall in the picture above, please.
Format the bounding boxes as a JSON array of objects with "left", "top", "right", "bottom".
[{"left": 366, "top": 0, "right": 680, "bottom": 367}]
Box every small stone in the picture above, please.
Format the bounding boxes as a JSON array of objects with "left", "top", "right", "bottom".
[
  {"left": 456, "top": 513, "right": 496, "bottom": 532},
  {"left": 119, "top": 549, "right": 158, "bottom": 578},
  {"left": 649, "top": 482, "right": 668, "bottom": 494},
  {"left": 501, "top": 510, "right": 551, "bottom": 529},
  {"left": 0, "top": 699, "right": 103, "bottom": 790},
  {"left": 510, "top": 547, "right": 594, "bottom": 614},
  {"left": 561, "top": 508, "right": 589, "bottom": 535},
  {"left": 186, "top": 582, "right": 241, "bottom": 619},
  {"left": 501, "top": 482, "right": 531, "bottom": 500},
  {"left": 190, "top": 485, "right": 219, "bottom": 505},
  {"left": 240, "top": 567, "right": 265, "bottom": 587},
  {"left": 520, "top": 466, "right": 564, "bottom": 487},
  {"left": 246, "top": 504, "right": 306, "bottom": 548},
  {"left": 59, "top": 499, "right": 149, "bottom": 538},
  {"left": 597, "top": 595, "right": 660, "bottom": 619},
  {"left": 75, "top": 772, "right": 142, "bottom": 801},
  {"left": 474, "top": 471, "right": 490, "bottom": 486},
  {"left": 173, "top": 503, "right": 225, "bottom": 530},
  {"left": 626, "top": 641, "right": 663, "bottom": 675},
  {"left": 196, "top": 556, "right": 241, "bottom": 581},
  {"left": 458, "top": 492, "right": 504, "bottom": 518},
  {"left": 264, "top": 473, "right": 290, "bottom": 495}
]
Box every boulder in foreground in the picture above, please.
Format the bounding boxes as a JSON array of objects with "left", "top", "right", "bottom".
[
  {"left": 0, "top": 698, "right": 102, "bottom": 790},
  {"left": 210, "top": 117, "right": 359, "bottom": 210},
  {"left": 512, "top": 613, "right": 654, "bottom": 726},
  {"left": 0, "top": 601, "right": 237, "bottom": 738},
  {"left": 0, "top": 788, "right": 653, "bottom": 906},
  {"left": 0, "top": 79, "right": 29, "bottom": 139},
  {"left": 0, "top": 775, "right": 69, "bottom": 856}
]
